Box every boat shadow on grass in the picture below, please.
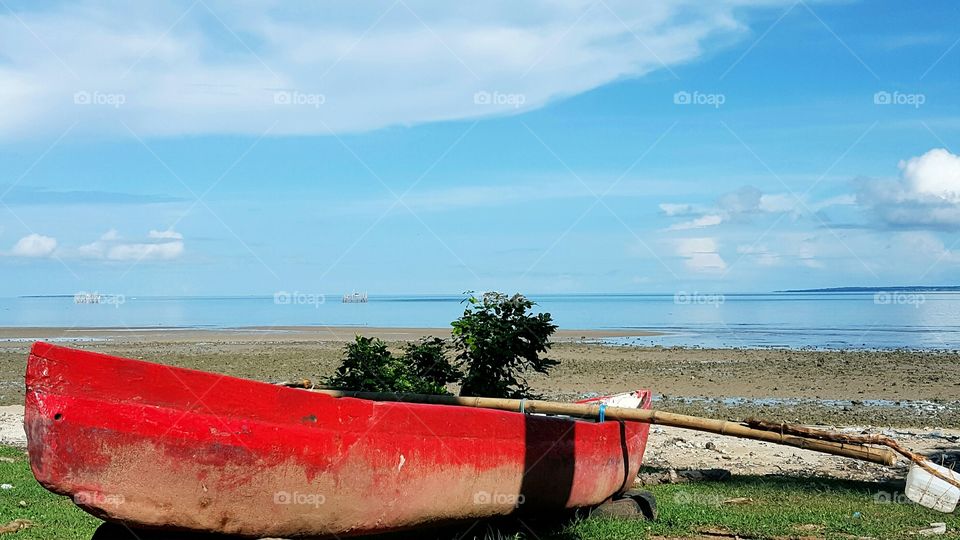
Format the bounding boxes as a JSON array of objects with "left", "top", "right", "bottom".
[
  {"left": 353, "top": 473, "right": 960, "bottom": 540},
  {"left": 87, "top": 470, "right": 960, "bottom": 539}
]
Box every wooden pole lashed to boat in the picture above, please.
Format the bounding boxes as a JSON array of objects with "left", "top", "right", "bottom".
[{"left": 314, "top": 390, "right": 898, "bottom": 466}]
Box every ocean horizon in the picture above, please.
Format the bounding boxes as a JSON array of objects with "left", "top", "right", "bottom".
[{"left": 3, "top": 291, "right": 958, "bottom": 351}]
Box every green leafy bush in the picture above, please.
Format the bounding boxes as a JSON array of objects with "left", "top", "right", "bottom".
[
  {"left": 325, "top": 336, "right": 399, "bottom": 392},
  {"left": 403, "top": 337, "right": 461, "bottom": 394},
  {"left": 326, "top": 335, "right": 459, "bottom": 394},
  {"left": 326, "top": 292, "right": 558, "bottom": 398},
  {"left": 452, "top": 292, "right": 558, "bottom": 398}
]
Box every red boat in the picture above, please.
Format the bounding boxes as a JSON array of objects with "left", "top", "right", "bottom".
[{"left": 25, "top": 342, "right": 652, "bottom": 538}]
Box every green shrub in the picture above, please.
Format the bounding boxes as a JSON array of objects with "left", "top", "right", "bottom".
[
  {"left": 326, "top": 336, "right": 399, "bottom": 392},
  {"left": 403, "top": 337, "right": 461, "bottom": 394},
  {"left": 327, "top": 292, "right": 558, "bottom": 398},
  {"left": 452, "top": 292, "right": 558, "bottom": 399},
  {"left": 326, "top": 335, "right": 459, "bottom": 395}
]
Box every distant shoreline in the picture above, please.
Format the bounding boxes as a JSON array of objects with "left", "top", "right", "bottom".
[
  {"left": 777, "top": 286, "right": 960, "bottom": 293},
  {"left": 0, "top": 325, "right": 663, "bottom": 344}
]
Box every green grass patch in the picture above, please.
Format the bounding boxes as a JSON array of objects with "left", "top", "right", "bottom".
[
  {"left": 563, "top": 474, "right": 960, "bottom": 540},
  {"left": 0, "top": 446, "right": 100, "bottom": 539},
  {"left": 0, "top": 446, "right": 957, "bottom": 539}
]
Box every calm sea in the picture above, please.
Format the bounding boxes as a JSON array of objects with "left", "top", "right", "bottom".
[{"left": 2, "top": 292, "right": 959, "bottom": 350}]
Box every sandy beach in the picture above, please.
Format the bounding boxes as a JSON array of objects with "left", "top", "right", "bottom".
[{"left": 2, "top": 326, "right": 957, "bottom": 428}]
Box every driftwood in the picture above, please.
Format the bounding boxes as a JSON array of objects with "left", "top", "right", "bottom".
[
  {"left": 745, "top": 418, "right": 960, "bottom": 490},
  {"left": 277, "top": 379, "right": 315, "bottom": 389}
]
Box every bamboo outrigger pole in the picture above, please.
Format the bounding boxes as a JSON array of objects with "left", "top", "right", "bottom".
[{"left": 313, "top": 390, "right": 898, "bottom": 466}]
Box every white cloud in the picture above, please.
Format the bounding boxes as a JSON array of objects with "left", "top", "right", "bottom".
[
  {"left": 736, "top": 244, "right": 780, "bottom": 266},
  {"left": 344, "top": 177, "right": 693, "bottom": 215},
  {"left": 717, "top": 186, "right": 763, "bottom": 214},
  {"left": 0, "top": 1, "right": 799, "bottom": 138},
  {"left": 148, "top": 229, "right": 184, "bottom": 240},
  {"left": 810, "top": 194, "right": 856, "bottom": 212},
  {"left": 757, "top": 193, "right": 798, "bottom": 214},
  {"left": 858, "top": 148, "right": 960, "bottom": 229},
  {"left": 890, "top": 231, "right": 960, "bottom": 264},
  {"left": 668, "top": 214, "right": 724, "bottom": 231},
  {"left": 78, "top": 229, "right": 121, "bottom": 258},
  {"left": 10, "top": 234, "right": 57, "bottom": 257},
  {"left": 719, "top": 188, "right": 805, "bottom": 217},
  {"left": 100, "top": 229, "right": 120, "bottom": 241},
  {"left": 675, "top": 237, "right": 726, "bottom": 272},
  {"left": 107, "top": 241, "right": 184, "bottom": 261},
  {"left": 797, "top": 243, "right": 823, "bottom": 268},
  {"left": 659, "top": 203, "right": 699, "bottom": 217},
  {"left": 899, "top": 148, "right": 960, "bottom": 203},
  {"left": 77, "top": 229, "right": 184, "bottom": 261},
  {"left": 661, "top": 185, "right": 850, "bottom": 231}
]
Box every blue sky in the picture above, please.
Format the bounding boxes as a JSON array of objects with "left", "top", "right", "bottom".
[{"left": 1, "top": 0, "right": 959, "bottom": 296}]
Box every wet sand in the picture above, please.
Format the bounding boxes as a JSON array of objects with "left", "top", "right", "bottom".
[
  {"left": 0, "top": 326, "right": 659, "bottom": 343},
  {"left": 1, "top": 327, "right": 957, "bottom": 427}
]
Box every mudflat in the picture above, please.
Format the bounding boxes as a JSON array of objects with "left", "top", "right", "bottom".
[{"left": 1, "top": 326, "right": 957, "bottom": 427}]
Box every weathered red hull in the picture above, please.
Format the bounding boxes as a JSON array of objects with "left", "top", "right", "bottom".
[{"left": 25, "top": 342, "right": 651, "bottom": 538}]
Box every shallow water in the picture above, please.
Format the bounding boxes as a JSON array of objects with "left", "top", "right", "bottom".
[{"left": 3, "top": 292, "right": 960, "bottom": 350}]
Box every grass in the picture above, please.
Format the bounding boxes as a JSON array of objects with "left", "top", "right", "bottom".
[
  {"left": 563, "top": 473, "right": 960, "bottom": 540},
  {"left": 0, "top": 446, "right": 99, "bottom": 539},
  {"left": 0, "top": 447, "right": 957, "bottom": 539}
]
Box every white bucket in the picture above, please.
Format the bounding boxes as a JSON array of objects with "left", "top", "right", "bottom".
[{"left": 905, "top": 461, "right": 960, "bottom": 513}]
